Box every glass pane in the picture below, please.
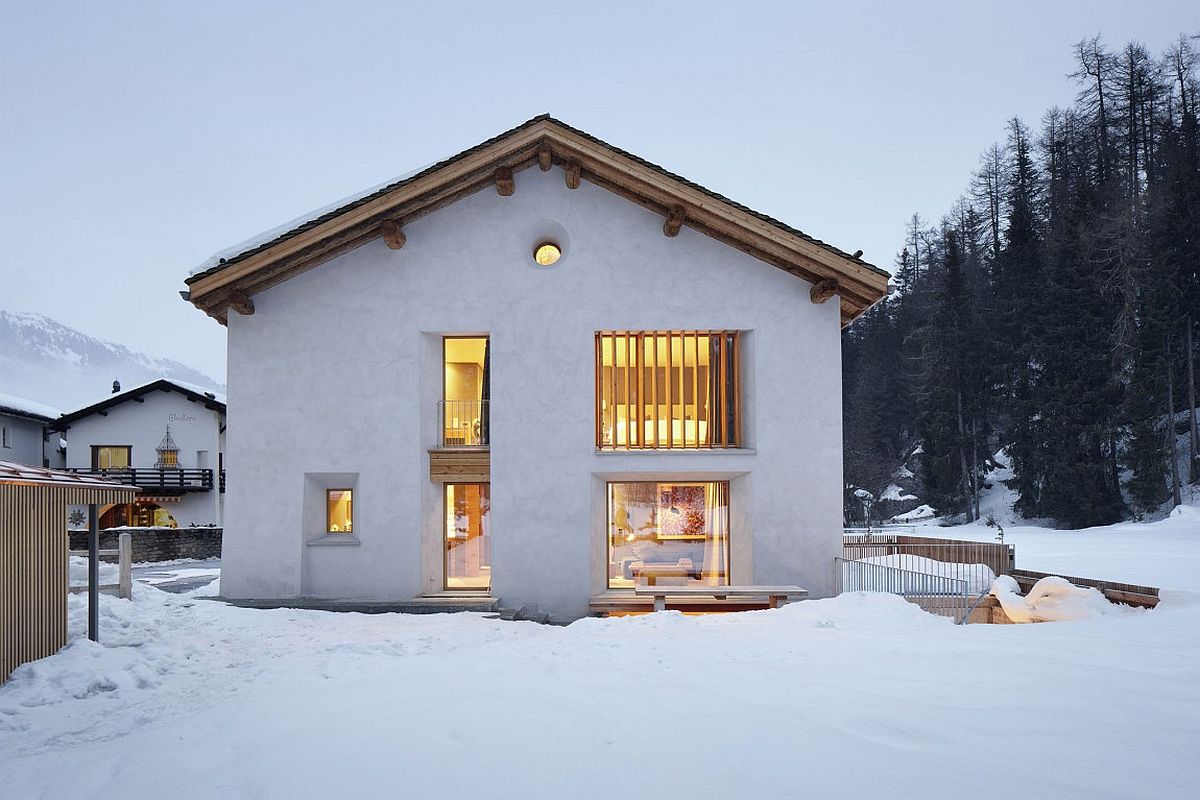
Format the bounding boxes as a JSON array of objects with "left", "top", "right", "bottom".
[
  {"left": 443, "top": 337, "right": 488, "bottom": 446},
  {"left": 97, "top": 446, "right": 131, "bottom": 469},
  {"left": 445, "top": 483, "right": 491, "bottom": 590},
  {"left": 327, "top": 489, "right": 353, "bottom": 533},
  {"left": 607, "top": 481, "right": 729, "bottom": 589}
]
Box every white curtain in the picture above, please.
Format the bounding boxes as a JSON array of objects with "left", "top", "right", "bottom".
[{"left": 702, "top": 482, "right": 729, "bottom": 585}]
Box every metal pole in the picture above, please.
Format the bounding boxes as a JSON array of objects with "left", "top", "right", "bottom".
[{"left": 88, "top": 503, "right": 99, "bottom": 642}]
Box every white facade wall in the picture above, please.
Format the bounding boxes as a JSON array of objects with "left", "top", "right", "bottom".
[
  {"left": 64, "top": 390, "right": 225, "bottom": 527},
  {"left": 0, "top": 413, "right": 48, "bottom": 468},
  {"left": 222, "top": 166, "right": 844, "bottom": 620}
]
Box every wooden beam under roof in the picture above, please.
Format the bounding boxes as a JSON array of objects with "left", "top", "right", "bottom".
[
  {"left": 379, "top": 219, "right": 406, "bottom": 250},
  {"left": 810, "top": 279, "right": 838, "bottom": 305},
  {"left": 494, "top": 166, "right": 514, "bottom": 196},
  {"left": 663, "top": 205, "right": 685, "bottom": 237},
  {"left": 186, "top": 118, "right": 888, "bottom": 325}
]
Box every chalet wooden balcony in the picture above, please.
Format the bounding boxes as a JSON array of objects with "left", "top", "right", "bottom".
[{"left": 68, "top": 467, "right": 218, "bottom": 494}]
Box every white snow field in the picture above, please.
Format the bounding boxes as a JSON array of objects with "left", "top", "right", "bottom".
[{"left": 2, "top": 516, "right": 1199, "bottom": 799}]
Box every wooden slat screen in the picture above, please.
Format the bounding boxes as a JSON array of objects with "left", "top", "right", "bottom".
[
  {"left": 1, "top": 484, "right": 134, "bottom": 683},
  {"left": 595, "top": 331, "right": 740, "bottom": 449}
]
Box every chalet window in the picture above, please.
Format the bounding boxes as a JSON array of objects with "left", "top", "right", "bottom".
[
  {"left": 92, "top": 445, "right": 131, "bottom": 470},
  {"left": 607, "top": 480, "right": 730, "bottom": 589},
  {"left": 442, "top": 336, "right": 489, "bottom": 448},
  {"left": 1, "top": 426, "right": 9, "bottom": 448},
  {"left": 595, "top": 331, "right": 741, "bottom": 449},
  {"left": 326, "top": 489, "right": 353, "bottom": 533}
]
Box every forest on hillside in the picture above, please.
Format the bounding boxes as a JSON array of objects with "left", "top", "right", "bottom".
[{"left": 843, "top": 34, "right": 1200, "bottom": 529}]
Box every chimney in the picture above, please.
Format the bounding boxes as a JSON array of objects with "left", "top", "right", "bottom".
[{"left": 112, "top": 380, "right": 121, "bottom": 394}]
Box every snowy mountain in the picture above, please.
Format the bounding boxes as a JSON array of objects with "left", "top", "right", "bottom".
[{"left": 0, "top": 310, "right": 224, "bottom": 411}]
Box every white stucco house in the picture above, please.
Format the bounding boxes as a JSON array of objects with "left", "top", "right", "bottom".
[
  {"left": 185, "top": 116, "right": 888, "bottom": 620},
  {"left": 52, "top": 379, "right": 226, "bottom": 529},
  {"left": 0, "top": 392, "right": 62, "bottom": 469}
]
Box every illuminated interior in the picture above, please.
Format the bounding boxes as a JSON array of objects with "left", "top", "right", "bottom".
[
  {"left": 327, "top": 489, "right": 353, "bottom": 533},
  {"left": 93, "top": 446, "right": 131, "bottom": 469},
  {"left": 607, "top": 481, "right": 729, "bottom": 589},
  {"left": 443, "top": 337, "right": 489, "bottom": 447},
  {"left": 99, "top": 502, "right": 177, "bottom": 529},
  {"left": 596, "top": 331, "right": 740, "bottom": 449},
  {"left": 533, "top": 242, "right": 561, "bottom": 265},
  {"left": 445, "top": 483, "right": 490, "bottom": 590}
]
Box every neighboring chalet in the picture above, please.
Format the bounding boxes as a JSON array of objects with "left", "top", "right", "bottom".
[
  {"left": 52, "top": 380, "right": 226, "bottom": 529},
  {"left": 0, "top": 392, "right": 63, "bottom": 469},
  {"left": 184, "top": 115, "right": 888, "bottom": 620}
]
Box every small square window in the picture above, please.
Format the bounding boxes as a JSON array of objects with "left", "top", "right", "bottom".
[{"left": 327, "top": 489, "right": 353, "bottom": 533}]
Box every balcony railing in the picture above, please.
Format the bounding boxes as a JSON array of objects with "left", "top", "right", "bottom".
[
  {"left": 69, "top": 467, "right": 216, "bottom": 493},
  {"left": 438, "top": 400, "right": 489, "bottom": 448}
]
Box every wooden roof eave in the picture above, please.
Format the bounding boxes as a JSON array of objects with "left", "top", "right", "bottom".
[{"left": 188, "top": 120, "right": 888, "bottom": 323}]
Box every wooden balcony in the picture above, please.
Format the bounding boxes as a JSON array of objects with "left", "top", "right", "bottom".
[
  {"left": 429, "top": 450, "right": 490, "bottom": 483},
  {"left": 68, "top": 468, "right": 217, "bottom": 494}
]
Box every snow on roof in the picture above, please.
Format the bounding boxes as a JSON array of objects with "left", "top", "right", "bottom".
[
  {"left": 0, "top": 460, "right": 137, "bottom": 490},
  {"left": 57, "top": 378, "right": 226, "bottom": 426},
  {"left": 0, "top": 391, "right": 61, "bottom": 422},
  {"left": 190, "top": 162, "right": 435, "bottom": 277}
]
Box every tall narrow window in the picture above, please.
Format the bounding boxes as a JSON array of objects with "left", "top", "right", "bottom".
[
  {"left": 442, "top": 336, "right": 489, "bottom": 448},
  {"left": 595, "top": 331, "right": 740, "bottom": 449},
  {"left": 445, "top": 483, "right": 490, "bottom": 591},
  {"left": 327, "top": 489, "right": 353, "bottom": 533},
  {"left": 606, "top": 481, "right": 730, "bottom": 588}
]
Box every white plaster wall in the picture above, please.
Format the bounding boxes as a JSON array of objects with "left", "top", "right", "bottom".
[
  {"left": 223, "top": 166, "right": 844, "bottom": 618},
  {"left": 0, "top": 413, "right": 47, "bottom": 467},
  {"left": 63, "top": 391, "right": 225, "bottom": 527}
]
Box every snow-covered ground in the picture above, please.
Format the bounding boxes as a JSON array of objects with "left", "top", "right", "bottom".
[
  {"left": 2, "top": 545, "right": 1199, "bottom": 798},
  {"left": 910, "top": 504, "right": 1200, "bottom": 593}
]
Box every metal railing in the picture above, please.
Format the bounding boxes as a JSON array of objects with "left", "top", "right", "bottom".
[
  {"left": 438, "top": 399, "right": 489, "bottom": 448},
  {"left": 834, "top": 557, "right": 975, "bottom": 623},
  {"left": 836, "top": 533, "right": 1016, "bottom": 624},
  {"left": 69, "top": 467, "right": 215, "bottom": 492}
]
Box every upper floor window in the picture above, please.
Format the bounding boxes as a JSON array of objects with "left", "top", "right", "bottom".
[
  {"left": 441, "top": 336, "right": 489, "bottom": 448},
  {"left": 1, "top": 425, "right": 9, "bottom": 448},
  {"left": 92, "top": 445, "right": 131, "bottom": 470},
  {"left": 595, "top": 331, "right": 741, "bottom": 449}
]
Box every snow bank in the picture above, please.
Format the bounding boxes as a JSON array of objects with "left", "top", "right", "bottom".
[
  {"left": 67, "top": 555, "right": 118, "bottom": 587},
  {"left": 1, "top": 579, "right": 1196, "bottom": 798},
  {"left": 881, "top": 483, "right": 917, "bottom": 502},
  {"left": 990, "top": 575, "right": 1133, "bottom": 622},
  {"left": 892, "top": 503, "right": 935, "bottom": 522}
]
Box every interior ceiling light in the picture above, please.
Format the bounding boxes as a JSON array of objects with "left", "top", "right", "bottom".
[{"left": 533, "top": 242, "right": 561, "bottom": 266}]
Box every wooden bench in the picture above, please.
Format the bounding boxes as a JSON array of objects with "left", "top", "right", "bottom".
[{"left": 634, "top": 584, "right": 809, "bottom": 612}]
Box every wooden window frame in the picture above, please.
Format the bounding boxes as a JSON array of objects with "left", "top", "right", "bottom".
[
  {"left": 443, "top": 482, "right": 491, "bottom": 592},
  {"left": 91, "top": 445, "right": 132, "bottom": 470},
  {"left": 326, "top": 488, "right": 353, "bottom": 534},
  {"left": 595, "top": 331, "right": 741, "bottom": 450}
]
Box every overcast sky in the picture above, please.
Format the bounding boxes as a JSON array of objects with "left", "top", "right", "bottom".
[{"left": 2, "top": 1, "right": 1194, "bottom": 380}]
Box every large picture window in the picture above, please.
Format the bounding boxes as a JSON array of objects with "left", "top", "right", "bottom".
[
  {"left": 595, "top": 331, "right": 740, "bottom": 449},
  {"left": 606, "top": 480, "right": 730, "bottom": 589}
]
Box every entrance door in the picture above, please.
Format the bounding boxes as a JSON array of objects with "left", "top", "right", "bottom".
[{"left": 444, "top": 483, "right": 490, "bottom": 591}]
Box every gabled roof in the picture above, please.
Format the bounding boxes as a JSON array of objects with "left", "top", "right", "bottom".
[
  {"left": 185, "top": 115, "right": 889, "bottom": 326},
  {"left": 52, "top": 379, "right": 226, "bottom": 431},
  {"left": 0, "top": 391, "right": 60, "bottom": 424}
]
